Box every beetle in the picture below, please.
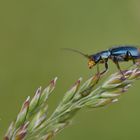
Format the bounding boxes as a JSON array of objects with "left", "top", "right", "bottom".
[{"left": 64, "top": 46, "right": 140, "bottom": 76}]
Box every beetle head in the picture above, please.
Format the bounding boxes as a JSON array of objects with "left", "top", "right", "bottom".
[{"left": 88, "top": 58, "right": 96, "bottom": 69}]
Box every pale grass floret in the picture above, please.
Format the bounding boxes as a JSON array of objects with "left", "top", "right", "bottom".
[{"left": 4, "top": 66, "right": 140, "bottom": 140}]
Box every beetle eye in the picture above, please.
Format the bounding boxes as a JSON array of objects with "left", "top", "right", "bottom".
[{"left": 88, "top": 60, "right": 95, "bottom": 69}]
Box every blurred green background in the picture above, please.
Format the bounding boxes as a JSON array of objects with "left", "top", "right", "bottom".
[{"left": 0, "top": 0, "right": 140, "bottom": 139}]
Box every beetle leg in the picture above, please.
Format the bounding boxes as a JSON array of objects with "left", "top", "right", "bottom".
[
  {"left": 96, "top": 63, "right": 100, "bottom": 75},
  {"left": 96, "top": 55, "right": 102, "bottom": 75},
  {"left": 100, "top": 61, "right": 108, "bottom": 75},
  {"left": 113, "top": 57, "right": 125, "bottom": 78},
  {"left": 96, "top": 64, "right": 101, "bottom": 80},
  {"left": 126, "top": 51, "right": 136, "bottom": 64},
  {"left": 96, "top": 58, "right": 108, "bottom": 76}
]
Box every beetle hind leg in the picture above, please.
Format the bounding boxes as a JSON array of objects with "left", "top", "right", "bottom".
[{"left": 126, "top": 51, "right": 136, "bottom": 65}]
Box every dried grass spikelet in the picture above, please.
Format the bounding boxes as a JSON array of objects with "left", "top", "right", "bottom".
[{"left": 4, "top": 65, "right": 140, "bottom": 140}]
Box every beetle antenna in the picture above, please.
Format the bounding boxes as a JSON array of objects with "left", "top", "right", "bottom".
[{"left": 62, "top": 48, "right": 90, "bottom": 59}]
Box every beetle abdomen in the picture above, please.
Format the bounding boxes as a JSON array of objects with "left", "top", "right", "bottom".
[{"left": 110, "top": 46, "right": 138, "bottom": 56}]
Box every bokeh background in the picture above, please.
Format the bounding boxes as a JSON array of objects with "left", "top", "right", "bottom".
[{"left": 0, "top": 0, "right": 140, "bottom": 139}]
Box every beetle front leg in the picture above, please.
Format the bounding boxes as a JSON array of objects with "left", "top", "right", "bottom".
[
  {"left": 96, "top": 59, "right": 108, "bottom": 76},
  {"left": 100, "top": 61, "right": 108, "bottom": 75}
]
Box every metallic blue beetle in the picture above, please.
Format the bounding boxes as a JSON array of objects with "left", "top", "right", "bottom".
[
  {"left": 88, "top": 46, "right": 140, "bottom": 75},
  {"left": 64, "top": 46, "right": 140, "bottom": 76}
]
